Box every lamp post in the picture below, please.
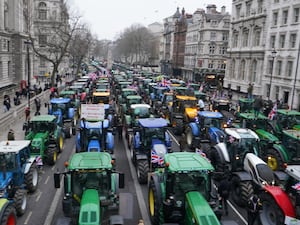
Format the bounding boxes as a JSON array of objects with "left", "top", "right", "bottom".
[
  {"left": 24, "top": 40, "right": 32, "bottom": 111},
  {"left": 268, "top": 49, "right": 277, "bottom": 99}
]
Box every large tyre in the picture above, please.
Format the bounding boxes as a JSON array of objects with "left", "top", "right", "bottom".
[
  {"left": 0, "top": 204, "right": 16, "bottom": 225},
  {"left": 65, "top": 125, "right": 71, "bottom": 139},
  {"left": 185, "top": 127, "right": 194, "bottom": 149},
  {"left": 231, "top": 176, "right": 253, "bottom": 207},
  {"left": 259, "top": 193, "right": 284, "bottom": 225},
  {"left": 265, "top": 148, "right": 284, "bottom": 171},
  {"left": 136, "top": 160, "right": 149, "bottom": 184},
  {"left": 13, "top": 189, "right": 27, "bottom": 216},
  {"left": 174, "top": 119, "right": 183, "bottom": 135},
  {"left": 25, "top": 165, "right": 38, "bottom": 193},
  {"left": 46, "top": 148, "right": 57, "bottom": 166},
  {"left": 210, "top": 148, "right": 225, "bottom": 173},
  {"left": 58, "top": 135, "right": 64, "bottom": 152},
  {"left": 148, "top": 179, "right": 163, "bottom": 225}
]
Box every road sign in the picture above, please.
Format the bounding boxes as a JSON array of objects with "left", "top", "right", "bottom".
[{"left": 81, "top": 104, "right": 105, "bottom": 121}]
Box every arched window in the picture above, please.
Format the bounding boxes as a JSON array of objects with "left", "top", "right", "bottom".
[
  {"left": 231, "top": 59, "right": 236, "bottom": 79},
  {"left": 38, "top": 2, "right": 47, "bottom": 20},
  {"left": 250, "top": 60, "right": 257, "bottom": 82}
]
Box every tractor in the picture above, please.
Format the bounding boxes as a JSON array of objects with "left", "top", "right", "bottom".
[
  {"left": 148, "top": 152, "right": 223, "bottom": 225},
  {"left": 24, "top": 115, "right": 64, "bottom": 165},
  {"left": 92, "top": 90, "right": 110, "bottom": 104},
  {"left": 0, "top": 140, "right": 38, "bottom": 216},
  {"left": 0, "top": 199, "right": 16, "bottom": 225},
  {"left": 76, "top": 118, "right": 115, "bottom": 154},
  {"left": 130, "top": 118, "right": 172, "bottom": 184},
  {"left": 120, "top": 95, "right": 142, "bottom": 119},
  {"left": 117, "top": 88, "right": 138, "bottom": 105},
  {"left": 59, "top": 90, "right": 81, "bottom": 119},
  {"left": 54, "top": 152, "right": 125, "bottom": 225},
  {"left": 185, "top": 111, "right": 226, "bottom": 150},
  {"left": 47, "top": 97, "right": 77, "bottom": 138}
]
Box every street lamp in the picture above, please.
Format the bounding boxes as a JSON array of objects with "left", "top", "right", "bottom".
[
  {"left": 268, "top": 49, "right": 277, "bottom": 99},
  {"left": 24, "top": 40, "right": 32, "bottom": 111}
]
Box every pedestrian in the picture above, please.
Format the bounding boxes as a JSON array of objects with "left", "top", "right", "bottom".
[
  {"left": 247, "top": 83, "right": 253, "bottom": 100},
  {"left": 247, "top": 194, "right": 262, "bottom": 225},
  {"left": 253, "top": 95, "right": 263, "bottom": 118},
  {"left": 7, "top": 129, "right": 15, "bottom": 140},
  {"left": 228, "top": 89, "right": 233, "bottom": 100},
  {"left": 179, "top": 133, "right": 186, "bottom": 152},
  {"left": 218, "top": 176, "right": 231, "bottom": 216},
  {"left": 117, "top": 116, "right": 123, "bottom": 140},
  {"left": 25, "top": 106, "right": 30, "bottom": 121},
  {"left": 34, "top": 97, "right": 41, "bottom": 115},
  {"left": 198, "top": 98, "right": 205, "bottom": 111}
]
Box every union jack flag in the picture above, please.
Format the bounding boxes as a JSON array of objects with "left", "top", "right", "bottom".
[
  {"left": 292, "top": 182, "right": 300, "bottom": 190},
  {"left": 36, "top": 155, "right": 43, "bottom": 166},
  {"left": 161, "top": 78, "right": 170, "bottom": 87},
  {"left": 268, "top": 103, "right": 277, "bottom": 120},
  {"left": 199, "top": 83, "right": 204, "bottom": 92},
  {"left": 151, "top": 150, "right": 164, "bottom": 165}
]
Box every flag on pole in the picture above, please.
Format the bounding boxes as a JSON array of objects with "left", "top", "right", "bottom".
[
  {"left": 199, "top": 83, "right": 204, "bottom": 92},
  {"left": 268, "top": 103, "right": 277, "bottom": 120}
]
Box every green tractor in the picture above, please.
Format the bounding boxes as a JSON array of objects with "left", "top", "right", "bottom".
[
  {"left": 24, "top": 115, "right": 64, "bottom": 165},
  {"left": 54, "top": 152, "right": 125, "bottom": 225},
  {"left": 271, "top": 109, "right": 300, "bottom": 137},
  {"left": 0, "top": 199, "right": 16, "bottom": 225},
  {"left": 148, "top": 152, "right": 223, "bottom": 225}
]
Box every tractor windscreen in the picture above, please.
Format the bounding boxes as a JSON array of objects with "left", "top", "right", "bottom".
[
  {"left": 145, "top": 128, "right": 165, "bottom": 141},
  {"left": 0, "top": 153, "right": 17, "bottom": 170}
]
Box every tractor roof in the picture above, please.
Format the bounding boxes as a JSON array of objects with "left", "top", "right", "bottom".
[
  {"left": 153, "top": 86, "right": 168, "bottom": 90},
  {"left": 282, "top": 129, "right": 300, "bottom": 141},
  {"left": 165, "top": 152, "right": 214, "bottom": 173},
  {"left": 239, "top": 112, "right": 268, "bottom": 120},
  {"left": 225, "top": 128, "right": 259, "bottom": 140},
  {"left": 138, "top": 118, "right": 168, "bottom": 128},
  {"left": 80, "top": 119, "right": 110, "bottom": 128},
  {"left": 93, "top": 91, "right": 110, "bottom": 96},
  {"left": 277, "top": 109, "right": 300, "bottom": 116},
  {"left": 239, "top": 98, "right": 254, "bottom": 103},
  {"left": 130, "top": 104, "right": 151, "bottom": 109},
  {"left": 50, "top": 98, "right": 71, "bottom": 104},
  {"left": 30, "top": 114, "right": 57, "bottom": 122},
  {"left": 198, "top": 111, "right": 223, "bottom": 118},
  {"left": 0, "top": 140, "right": 31, "bottom": 153},
  {"left": 68, "top": 152, "right": 112, "bottom": 170},
  {"left": 60, "top": 90, "right": 76, "bottom": 95},
  {"left": 126, "top": 95, "right": 142, "bottom": 99},
  {"left": 121, "top": 88, "right": 137, "bottom": 92}
]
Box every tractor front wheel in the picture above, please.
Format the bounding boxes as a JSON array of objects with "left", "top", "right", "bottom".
[
  {"left": 46, "top": 148, "right": 57, "bottom": 166},
  {"left": 148, "top": 178, "right": 163, "bottom": 225},
  {"left": 0, "top": 204, "right": 16, "bottom": 225},
  {"left": 231, "top": 176, "right": 253, "bottom": 207},
  {"left": 58, "top": 135, "right": 64, "bottom": 152},
  {"left": 13, "top": 189, "right": 27, "bottom": 216},
  {"left": 260, "top": 193, "right": 284, "bottom": 225},
  {"left": 25, "top": 165, "right": 38, "bottom": 193},
  {"left": 265, "top": 148, "right": 285, "bottom": 171},
  {"left": 136, "top": 160, "right": 149, "bottom": 184}
]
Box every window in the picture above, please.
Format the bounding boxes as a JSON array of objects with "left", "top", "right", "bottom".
[
  {"left": 274, "top": 0, "right": 279, "bottom": 3},
  {"left": 287, "top": 61, "right": 293, "bottom": 77},
  {"left": 222, "top": 32, "right": 228, "bottom": 41},
  {"left": 208, "top": 60, "right": 214, "bottom": 69},
  {"left": 210, "top": 32, "right": 216, "bottom": 41},
  {"left": 199, "top": 45, "right": 203, "bottom": 54},
  {"left": 273, "top": 12, "right": 278, "bottom": 25},
  {"left": 236, "top": 5, "right": 241, "bottom": 19},
  {"left": 241, "top": 60, "right": 246, "bottom": 80},
  {"left": 282, "top": 10, "right": 288, "bottom": 25},
  {"left": 257, "top": 0, "right": 263, "bottom": 14},
  {"left": 254, "top": 29, "right": 261, "bottom": 46},
  {"left": 242, "top": 30, "right": 249, "bottom": 47},
  {"left": 246, "top": 1, "right": 252, "bottom": 17},
  {"left": 290, "top": 33, "right": 297, "bottom": 48},
  {"left": 279, "top": 34, "right": 285, "bottom": 48},
  {"left": 294, "top": 8, "right": 300, "bottom": 23},
  {"left": 268, "top": 60, "right": 273, "bottom": 74},
  {"left": 224, "top": 21, "right": 230, "bottom": 28},
  {"left": 219, "top": 46, "right": 227, "bottom": 55},
  {"left": 38, "top": 2, "right": 47, "bottom": 20},
  {"left": 250, "top": 60, "right": 257, "bottom": 82},
  {"left": 276, "top": 60, "right": 282, "bottom": 76},
  {"left": 233, "top": 32, "right": 238, "bottom": 47},
  {"left": 231, "top": 59, "right": 236, "bottom": 79},
  {"left": 211, "top": 21, "right": 218, "bottom": 27},
  {"left": 39, "top": 35, "right": 47, "bottom": 46},
  {"left": 209, "top": 44, "right": 215, "bottom": 54},
  {"left": 270, "top": 35, "right": 276, "bottom": 48}
]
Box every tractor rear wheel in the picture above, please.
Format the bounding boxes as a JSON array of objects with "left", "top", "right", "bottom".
[
  {"left": 260, "top": 193, "right": 284, "bottom": 225},
  {"left": 65, "top": 125, "right": 71, "bottom": 138},
  {"left": 25, "top": 165, "right": 38, "bottom": 193},
  {"left": 148, "top": 179, "right": 163, "bottom": 225},
  {"left": 46, "top": 148, "right": 57, "bottom": 165},
  {"left": 265, "top": 148, "right": 284, "bottom": 171},
  {"left": 0, "top": 204, "right": 16, "bottom": 225},
  {"left": 231, "top": 176, "right": 253, "bottom": 207},
  {"left": 136, "top": 160, "right": 149, "bottom": 184},
  {"left": 13, "top": 189, "right": 27, "bottom": 216}
]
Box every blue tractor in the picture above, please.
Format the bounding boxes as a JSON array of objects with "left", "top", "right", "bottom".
[
  {"left": 185, "top": 111, "right": 226, "bottom": 150},
  {"left": 76, "top": 118, "right": 115, "bottom": 154},
  {"left": 47, "top": 98, "right": 76, "bottom": 138},
  {"left": 130, "top": 118, "right": 172, "bottom": 184},
  {"left": 0, "top": 140, "right": 39, "bottom": 216}
]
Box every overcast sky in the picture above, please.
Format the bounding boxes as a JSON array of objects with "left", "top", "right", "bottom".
[{"left": 70, "top": 0, "right": 232, "bottom": 40}]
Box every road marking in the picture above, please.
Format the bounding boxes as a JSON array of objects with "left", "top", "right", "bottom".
[
  {"left": 44, "top": 175, "right": 50, "bottom": 185},
  {"left": 124, "top": 135, "right": 151, "bottom": 225},
  {"left": 35, "top": 190, "right": 42, "bottom": 202},
  {"left": 167, "top": 129, "right": 179, "bottom": 145},
  {"left": 24, "top": 211, "right": 32, "bottom": 224},
  {"left": 228, "top": 200, "right": 247, "bottom": 224}
]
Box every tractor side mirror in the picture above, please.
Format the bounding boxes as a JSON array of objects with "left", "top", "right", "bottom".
[
  {"left": 119, "top": 173, "right": 125, "bottom": 189},
  {"left": 54, "top": 172, "right": 60, "bottom": 188}
]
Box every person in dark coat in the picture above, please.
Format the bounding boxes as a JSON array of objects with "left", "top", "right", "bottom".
[
  {"left": 253, "top": 95, "right": 263, "bottom": 118},
  {"left": 218, "top": 177, "right": 231, "bottom": 216},
  {"left": 247, "top": 194, "right": 262, "bottom": 225}
]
